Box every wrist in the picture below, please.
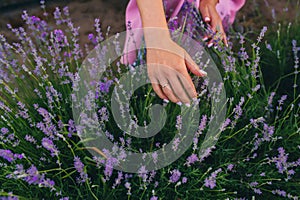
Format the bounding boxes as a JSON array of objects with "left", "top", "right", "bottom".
[{"left": 143, "top": 28, "right": 171, "bottom": 47}]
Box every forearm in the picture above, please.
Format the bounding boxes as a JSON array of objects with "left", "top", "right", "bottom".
[{"left": 136, "top": 0, "right": 170, "bottom": 45}]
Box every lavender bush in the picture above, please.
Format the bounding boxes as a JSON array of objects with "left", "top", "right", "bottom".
[{"left": 0, "top": 1, "right": 299, "bottom": 199}]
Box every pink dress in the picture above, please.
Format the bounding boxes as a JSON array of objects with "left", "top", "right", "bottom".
[{"left": 122, "top": 0, "right": 246, "bottom": 65}]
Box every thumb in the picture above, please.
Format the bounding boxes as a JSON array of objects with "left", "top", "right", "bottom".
[{"left": 184, "top": 51, "right": 207, "bottom": 77}]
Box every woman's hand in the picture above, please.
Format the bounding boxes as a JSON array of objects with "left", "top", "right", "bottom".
[
  {"left": 136, "top": 0, "right": 207, "bottom": 104},
  {"left": 199, "top": 0, "right": 228, "bottom": 47},
  {"left": 146, "top": 36, "right": 207, "bottom": 104}
]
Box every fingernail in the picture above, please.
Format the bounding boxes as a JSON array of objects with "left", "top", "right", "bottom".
[
  {"left": 185, "top": 103, "right": 190, "bottom": 107},
  {"left": 199, "top": 69, "right": 207, "bottom": 76},
  {"left": 204, "top": 17, "right": 211, "bottom": 22},
  {"left": 163, "top": 99, "right": 169, "bottom": 103},
  {"left": 207, "top": 43, "right": 213, "bottom": 48},
  {"left": 176, "top": 102, "right": 182, "bottom": 106},
  {"left": 202, "top": 36, "right": 209, "bottom": 41}
]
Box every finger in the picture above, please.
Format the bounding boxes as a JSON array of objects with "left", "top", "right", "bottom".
[
  {"left": 152, "top": 83, "right": 169, "bottom": 101},
  {"left": 172, "top": 60, "right": 198, "bottom": 100},
  {"left": 200, "top": 6, "right": 211, "bottom": 24},
  {"left": 147, "top": 63, "right": 169, "bottom": 101},
  {"left": 220, "top": 29, "right": 228, "bottom": 47},
  {"left": 208, "top": 8, "right": 228, "bottom": 47},
  {"left": 160, "top": 82, "right": 180, "bottom": 103},
  {"left": 168, "top": 76, "right": 191, "bottom": 104},
  {"left": 185, "top": 51, "right": 207, "bottom": 77},
  {"left": 177, "top": 73, "right": 198, "bottom": 101}
]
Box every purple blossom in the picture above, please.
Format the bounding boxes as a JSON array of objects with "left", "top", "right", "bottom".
[
  {"left": 262, "top": 123, "right": 274, "bottom": 141},
  {"left": 175, "top": 115, "right": 182, "bottom": 130},
  {"left": 272, "top": 189, "right": 287, "bottom": 197},
  {"left": 138, "top": 165, "right": 148, "bottom": 182},
  {"left": 150, "top": 196, "right": 158, "bottom": 200},
  {"left": 0, "top": 149, "right": 14, "bottom": 162},
  {"left": 41, "top": 137, "right": 59, "bottom": 157},
  {"left": 172, "top": 137, "right": 180, "bottom": 151},
  {"left": 276, "top": 95, "right": 287, "bottom": 111},
  {"left": 68, "top": 119, "right": 76, "bottom": 137},
  {"left": 253, "top": 188, "right": 262, "bottom": 195},
  {"left": 220, "top": 118, "right": 231, "bottom": 131},
  {"left": 98, "top": 79, "right": 113, "bottom": 93},
  {"left": 186, "top": 154, "right": 199, "bottom": 166},
  {"left": 63, "top": 6, "right": 70, "bottom": 16},
  {"left": 24, "top": 165, "right": 40, "bottom": 185},
  {"left": 25, "top": 134, "right": 36, "bottom": 144},
  {"left": 1, "top": 127, "right": 9, "bottom": 134},
  {"left": 199, "top": 146, "right": 215, "bottom": 162},
  {"left": 198, "top": 115, "right": 207, "bottom": 132},
  {"left": 249, "top": 181, "right": 258, "bottom": 187},
  {"left": 260, "top": 172, "right": 266, "bottom": 177},
  {"left": 272, "top": 147, "right": 288, "bottom": 173},
  {"left": 104, "top": 157, "right": 118, "bottom": 180},
  {"left": 88, "top": 33, "right": 97, "bottom": 44},
  {"left": 182, "top": 177, "right": 188, "bottom": 183},
  {"left": 257, "top": 26, "right": 267, "bottom": 43},
  {"left": 204, "top": 168, "right": 222, "bottom": 189},
  {"left": 74, "top": 156, "right": 88, "bottom": 183},
  {"left": 169, "top": 169, "right": 181, "bottom": 183},
  {"left": 53, "top": 29, "right": 65, "bottom": 43},
  {"left": 227, "top": 164, "right": 234, "bottom": 171},
  {"left": 112, "top": 171, "right": 123, "bottom": 189},
  {"left": 266, "top": 43, "right": 272, "bottom": 51},
  {"left": 152, "top": 152, "right": 158, "bottom": 164},
  {"left": 98, "top": 107, "right": 109, "bottom": 122}
]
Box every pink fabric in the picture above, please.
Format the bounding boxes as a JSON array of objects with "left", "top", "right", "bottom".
[{"left": 121, "top": 0, "right": 246, "bottom": 65}]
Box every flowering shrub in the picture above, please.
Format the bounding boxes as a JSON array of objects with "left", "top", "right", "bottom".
[{"left": 0, "top": 1, "right": 299, "bottom": 200}]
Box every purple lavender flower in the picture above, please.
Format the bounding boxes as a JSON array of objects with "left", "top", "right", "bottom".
[
  {"left": 227, "top": 164, "right": 234, "bottom": 171},
  {"left": 138, "top": 165, "right": 148, "bottom": 182},
  {"left": 249, "top": 181, "right": 258, "bottom": 187},
  {"left": 1, "top": 127, "right": 9, "bottom": 134},
  {"left": 175, "top": 115, "right": 182, "bottom": 130},
  {"left": 112, "top": 171, "right": 123, "bottom": 189},
  {"left": 0, "top": 149, "right": 14, "bottom": 162},
  {"left": 24, "top": 165, "right": 40, "bottom": 185},
  {"left": 98, "top": 107, "right": 109, "bottom": 122},
  {"left": 272, "top": 189, "right": 287, "bottom": 197},
  {"left": 186, "top": 154, "right": 199, "bottom": 166},
  {"left": 152, "top": 152, "right": 158, "bottom": 164},
  {"left": 276, "top": 95, "right": 287, "bottom": 111},
  {"left": 253, "top": 188, "right": 262, "bottom": 195},
  {"left": 53, "top": 29, "right": 65, "bottom": 43},
  {"left": 24, "top": 135, "right": 37, "bottom": 144},
  {"left": 273, "top": 147, "right": 288, "bottom": 173},
  {"left": 257, "top": 26, "right": 267, "bottom": 43},
  {"left": 68, "top": 119, "right": 76, "bottom": 138},
  {"left": 41, "top": 137, "right": 59, "bottom": 157},
  {"left": 98, "top": 79, "right": 113, "bottom": 93},
  {"left": 74, "top": 156, "right": 88, "bottom": 183},
  {"left": 220, "top": 118, "right": 231, "bottom": 131},
  {"left": 204, "top": 168, "right": 222, "bottom": 189},
  {"left": 172, "top": 137, "right": 180, "bottom": 151},
  {"left": 104, "top": 157, "right": 118, "bottom": 180},
  {"left": 169, "top": 169, "right": 181, "bottom": 183},
  {"left": 150, "top": 196, "right": 158, "bottom": 200}
]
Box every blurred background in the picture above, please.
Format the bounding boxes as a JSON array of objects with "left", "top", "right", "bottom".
[{"left": 0, "top": 0, "right": 298, "bottom": 47}]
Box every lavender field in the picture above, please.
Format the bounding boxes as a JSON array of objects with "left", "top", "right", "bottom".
[{"left": 0, "top": 0, "right": 299, "bottom": 199}]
